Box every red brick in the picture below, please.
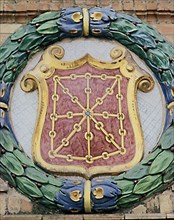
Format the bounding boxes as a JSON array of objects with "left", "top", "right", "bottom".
[
  {"left": 0, "top": 34, "right": 10, "bottom": 45},
  {"left": 123, "top": 2, "right": 134, "bottom": 11},
  {"left": 15, "top": 3, "right": 27, "bottom": 12},
  {"left": 15, "top": 14, "right": 27, "bottom": 24},
  {"left": 49, "top": 3, "right": 63, "bottom": 11},
  {"left": 146, "top": 14, "right": 157, "bottom": 23},
  {"left": 26, "top": 3, "right": 38, "bottom": 11},
  {"left": 63, "top": 1, "right": 75, "bottom": 8},
  {"left": 134, "top": 3, "right": 147, "bottom": 11},
  {"left": 112, "top": 2, "right": 123, "bottom": 11},
  {"left": 147, "top": 3, "right": 157, "bottom": 10},
  {"left": 3, "top": 4, "right": 14, "bottom": 12},
  {"left": 156, "top": 24, "right": 174, "bottom": 35},
  {"left": 38, "top": 3, "right": 50, "bottom": 11},
  {"left": 2, "top": 215, "right": 42, "bottom": 220},
  {"left": 86, "top": 0, "right": 97, "bottom": 6},
  {"left": 100, "top": 0, "right": 111, "bottom": 7},
  {"left": 157, "top": 3, "right": 171, "bottom": 11}
]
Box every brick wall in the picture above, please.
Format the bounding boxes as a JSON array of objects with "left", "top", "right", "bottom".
[
  {"left": 0, "top": 0, "right": 174, "bottom": 45},
  {"left": 0, "top": 0, "right": 174, "bottom": 218}
]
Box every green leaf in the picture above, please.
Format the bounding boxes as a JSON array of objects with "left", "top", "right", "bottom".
[
  {"left": 2, "top": 71, "right": 13, "bottom": 83},
  {"left": 149, "top": 150, "right": 174, "bottom": 174},
  {"left": 0, "top": 128, "right": 18, "bottom": 151},
  {"left": 25, "top": 167, "right": 48, "bottom": 183},
  {"left": 157, "top": 42, "right": 174, "bottom": 59},
  {"left": 141, "top": 147, "right": 162, "bottom": 165},
  {"left": 116, "top": 180, "right": 134, "bottom": 195},
  {"left": 31, "top": 11, "right": 61, "bottom": 24},
  {"left": 28, "top": 46, "right": 41, "bottom": 60},
  {"left": 124, "top": 164, "right": 149, "bottom": 180},
  {"left": 1, "top": 152, "right": 24, "bottom": 176},
  {"left": 41, "top": 184, "right": 59, "bottom": 201},
  {"left": 131, "top": 31, "right": 156, "bottom": 49},
  {"left": 117, "top": 194, "right": 142, "bottom": 206},
  {"left": 16, "top": 176, "right": 43, "bottom": 198},
  {"left": 0, "top": 39, "right": 19, "bottom": 63},
  {"left": 6, "top": 51, "right": 27, "bottom": 70},
  {"left": 19, "top": 33, "right": 42, "bottom": 51},
  {"left": 13, "top": 149, "right": 35, "bottom": 167},
  {"left": 112, "top": 172, "right": 125, "bottom": 180},
  {"left": 146, "top": 184, "right": 165, "bottom": 198},
  {"left": 11, "top": 24, "right": 36, "bottom": 41},
  {"left": 160, "top": 126, "right": 174, "bottom": 149},
  {"left": 14, "top": 59, "right": 28, "bottom": 80},
  {"left": 163, "top": 163, "right": 174, "bottom": 183},
  {"left": 110, "top": 19, "right": 138, "bottom": 33},
  {"left": 48, "top": 175, "right": 63, "bottom": 187},
  {"left": 0, "top": 63, "right": 6, "bottom": 80},
  {"left": 37, "top": 20, "right": 59, "bottom": 34},
  {"left": 117, "top": 13, "right": 142, "bottom": 23},
  {"left": 147, "top": 48, "right": 170, "bottom": 69},
  {"left": 128, "top": 44, "right": 147, "bottom": 60},
  {"left": 161, "top": 70, "right": 173, "bottom": 85},
  {"left": 133, "top": 175, "right": 162, "bottom": 194},
  {"left": 110, "top": 31, "right": 134, "bottom": 45},
  {"left": 137, "top": 24, "right": 165, "bottom": 42},
  {"left": 0, "top": 164, "right": 16, "bottom": 187}
]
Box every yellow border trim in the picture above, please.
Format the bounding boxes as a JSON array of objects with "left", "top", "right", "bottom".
[
  {"left": 21, "top": 45, "right": 154, "bottom": 179},
  {"left": 84, "top": 180, "right": 91, "bottom": 213},
  {"left": 82, "top": 8, "right": 89, "bottom": 37}
]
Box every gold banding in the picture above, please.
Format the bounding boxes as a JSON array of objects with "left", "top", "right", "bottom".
[
  {"left": 84, "top": 180, "right": 91, "bottom": 213},
  {"left": 82, "top": 8, "right": 89, "bottom": 37},
  {"left": 0, "top": 102, "right": 8, "bottom": 110},
  {"left": 138, "top": 76, "right": 154, "bottom": 93}
]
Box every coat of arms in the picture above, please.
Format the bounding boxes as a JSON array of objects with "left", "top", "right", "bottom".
[{"left": 21, "top": 45, "right": 154, "bottom": 178}]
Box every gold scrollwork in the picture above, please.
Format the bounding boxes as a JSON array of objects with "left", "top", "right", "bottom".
[
  {"left": 138, "top": 76, "right": 154, "bottom": 93},
  {"left": 50, "top": 45, "right": 65, "bottom": 60},
  {"left": 110, "top": 47, "right": 126, "bottom": 62},
  {"left": 20, "top": 76, "right": 38, "bottom": 92}
]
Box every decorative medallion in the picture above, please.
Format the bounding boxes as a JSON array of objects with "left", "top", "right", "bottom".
[
  {"left": 21, "top": 45, "right": 153, "bottom": 178},
  {"left": 0, "top": 7, "right": 173, "bottom": 213}
]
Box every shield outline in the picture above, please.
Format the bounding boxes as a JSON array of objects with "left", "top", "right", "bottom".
[{"left": 21, "top": 45, "right": 154, "bottom": 179}]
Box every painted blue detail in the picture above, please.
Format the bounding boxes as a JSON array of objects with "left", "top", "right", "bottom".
[
  {"left": 57, "top": 8, "right": 83, "bottom": 38},
  {"left": 0, "top": 81, "right": 13, "bottom": 104},
  {"left": 85, "top": 111, "right": 90, "bottom": 116},
  {"left": 91, "top": 179, "right": 121, "bottom": 212},
  {"left": 55, "top": 180, "right": 84, "bottom": 212},
  {"left": 0, "top": 81, "right": 18, "bottom": 142},
  {"left": 89, "top": 7, "right": 117, "bottom": 38}
]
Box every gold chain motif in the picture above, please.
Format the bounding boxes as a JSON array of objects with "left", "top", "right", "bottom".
[{"left": 48, "top": 72, "right": 127, "bottom": 163}]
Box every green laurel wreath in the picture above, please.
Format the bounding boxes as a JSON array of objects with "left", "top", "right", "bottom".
[{"left": 0, "top": 9, "right": 174, "bottom": 212}]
